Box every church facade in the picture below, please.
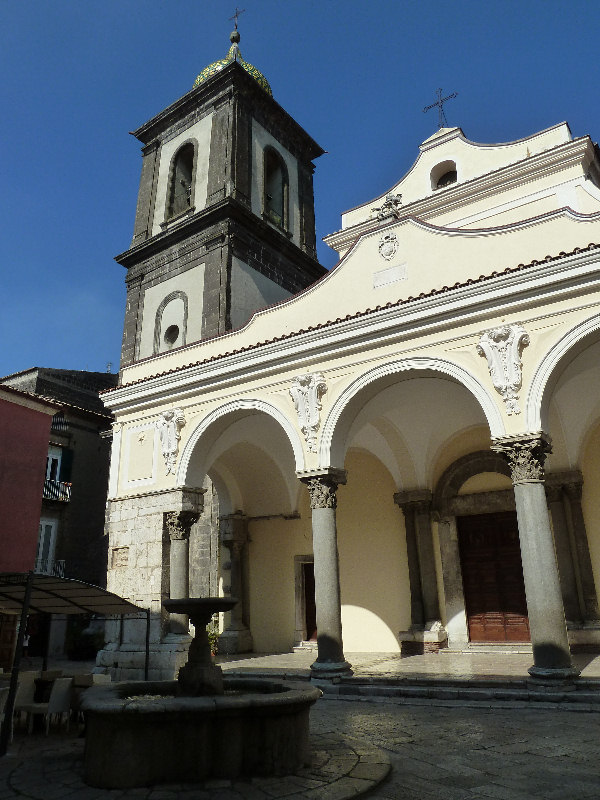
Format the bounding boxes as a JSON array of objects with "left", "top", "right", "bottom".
[{"left": 97, "top": 33, "right": 600, "bottom": 684}]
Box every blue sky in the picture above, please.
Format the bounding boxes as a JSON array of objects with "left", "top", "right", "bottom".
[{"left": 2, "top": 0, "right": 600, "bottom": 377}]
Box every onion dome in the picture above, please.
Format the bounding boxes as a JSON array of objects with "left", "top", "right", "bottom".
[{"left": 193, "top": 30, "right": 272, "bottom": 96}]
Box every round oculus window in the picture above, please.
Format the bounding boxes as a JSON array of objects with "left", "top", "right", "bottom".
[{"left": 164, "top": 325, "right": 180, "bottom": 346}]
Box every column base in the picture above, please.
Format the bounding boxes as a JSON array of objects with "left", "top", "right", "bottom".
[
  {"left": 399, "top": 624, "right": 448, "bottom": 656},
  {"left": 527, "top": 664, "right": 580, "bottom": 691},
  {"left": 310, "top": 659, "right": 353, "bottom": 680},
  {"left": 218, "top": 628, "right": 253, "bottom": 655}
]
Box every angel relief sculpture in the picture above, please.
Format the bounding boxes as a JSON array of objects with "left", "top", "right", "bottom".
[
  {"left": 477, "top": 324, "right": 530, "bottom": 415},
  {"left": 156, "top": 408, "right": 186, "bottom": 474}
]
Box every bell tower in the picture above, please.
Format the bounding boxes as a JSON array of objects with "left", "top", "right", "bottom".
[{"left": 117, "top": 29, "right": 326, "bottom": 368}]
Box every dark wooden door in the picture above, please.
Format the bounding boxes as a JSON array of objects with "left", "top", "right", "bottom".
[
  {"left": 303, "top": 562, "right": 317, "bottom": 641},
  {"left": 458, "top": 512, "right": 530, "bottom": 643}
]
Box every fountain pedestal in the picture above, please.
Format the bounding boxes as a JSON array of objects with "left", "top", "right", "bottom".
[{"left": 164, "top": 597, "right": 235, "bottom": 695}]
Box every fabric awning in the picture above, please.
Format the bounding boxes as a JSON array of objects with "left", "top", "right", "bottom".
[
  {"left": 0, "top": 572, "right": 150, "bottom": 756},
  {"left": 0, "top": 572, "right": 142, "bottom": 616}
]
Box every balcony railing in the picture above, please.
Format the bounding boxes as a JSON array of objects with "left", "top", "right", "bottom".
[
  {"left": 43, "top": 479, "right": 72, "bottom": 502},
  {"left": 34, "top": 559, "right": 65, "bottom": 577},
  {"left": 51, "top": 415, "right": 69, "bottom": 433}
]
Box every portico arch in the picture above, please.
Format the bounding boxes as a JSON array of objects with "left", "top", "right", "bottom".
[
  {"left": 527, "top": 312, "right": 600, "bottom": 433},
  {"left": 177, "top": 398, "right": 306, "bottom": 488},
  {"left": 320, "top": 357, "right": 504, "bottom": 471}
]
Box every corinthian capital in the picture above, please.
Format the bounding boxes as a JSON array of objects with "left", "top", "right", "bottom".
[
  {"left": 491, "top": 433, "right": 551, "bottom": 484},
  {"left": 165, "top": 510, "right": 199, "bottom": 541},
  {"left": 301, "top": 472, "right": 346, "bottom": 509}
]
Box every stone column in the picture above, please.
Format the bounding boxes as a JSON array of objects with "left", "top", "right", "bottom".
[
  {"left": 436, "top": 514, "right": 470, "bottom": 648},
  {"left": 166, "top": 510, "right": 200, "bottom": 634},
  {"left": 545, "top": 483, "right": 581, "bottom": 624},
  {"left": 219, "top": 512, "right": 253, "bottom": 653},
  {"left": 563, "top": 480, "right": 600, "bottom": 622},
  {"left": 393, "top": 495, "right": 424, "bottom": 629},
  {"left": 301, "top": 472, "right": 352, "bottom": 679},
  {"left": 492, "top": 434, "right": 578, "bottom": 684},
  {"left": 394, "top": 491, "right": 446, "bottom": 654}
]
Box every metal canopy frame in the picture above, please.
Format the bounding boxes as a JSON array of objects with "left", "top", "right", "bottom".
[{"left": 0, "top": 572, "right": 150, "bottom": 756}]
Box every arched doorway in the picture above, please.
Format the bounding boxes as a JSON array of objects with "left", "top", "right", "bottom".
[{"left": 434, "top": 451, "right": 530, "bottom": 646}]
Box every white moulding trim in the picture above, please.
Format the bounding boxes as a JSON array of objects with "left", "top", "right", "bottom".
[
  {"left": 106, "top": 250, "right": 600, "bottom": 416},
  {"left": 176, "top": 397, "right": 306, "bottom": 487},
  {"left": 526, "top": 312, "right": 600, "bottom": 432},
  {"left": 319, "top": 356, "right": 504, "bottom": 470}
]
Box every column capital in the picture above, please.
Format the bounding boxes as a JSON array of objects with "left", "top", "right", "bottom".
[
  {"left": 299, "top": 470, "right": 347, "bottom": 509},
  {"left": 563, "top": 480, "right": 583, "bottom": 501},
  {"left": 165, "top": 510, "right": 199, "bottom": 541},
  {"left": 394, "top": 489, "right": 432, "bottom": 515},
  {"left": 491, "top": 433, "right": 552, "bottom": 484},
  {"left": 219, "top": 512, "right": 249, "bottom": 547}
]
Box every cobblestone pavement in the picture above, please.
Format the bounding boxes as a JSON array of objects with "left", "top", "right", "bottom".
[
  {"left": 1, "top": 695, "right": 599, "bottom": 799},
  {"left": 314, "top": 696, "right": 600, "bottom": 800}
]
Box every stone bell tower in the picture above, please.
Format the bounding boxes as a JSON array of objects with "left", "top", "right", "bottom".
[{"left": 117, "top": 28, "right": 326, "bottom": 369}]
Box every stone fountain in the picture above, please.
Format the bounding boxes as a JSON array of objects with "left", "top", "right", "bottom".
[{"left": 81, "top": 598, "right": 321, "bottom": 789}]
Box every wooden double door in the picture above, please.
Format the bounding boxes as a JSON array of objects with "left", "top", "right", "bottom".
[{"left": 457, "top": 511, "right": 530, "bottom": 643}]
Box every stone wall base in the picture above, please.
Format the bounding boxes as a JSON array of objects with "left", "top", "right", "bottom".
[
  {"left": 218, "top": 628, "right": 253, "bottom": 655},
  {"left": 95, "top": 634, "right": 192, "bottom": 682},
  {"left": 568, "top": 623, "right": 600, "bottom": 653},
  {"left": 399, "top": 626, "right": 448, "bottom": 656}
]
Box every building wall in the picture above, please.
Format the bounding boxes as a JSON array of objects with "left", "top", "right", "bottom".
[
  {"left": 56, "top": 411, "right": 113, "bottom": 586},
  {"left": 0, "top": 396, "right": 53, "bottom": 571}
]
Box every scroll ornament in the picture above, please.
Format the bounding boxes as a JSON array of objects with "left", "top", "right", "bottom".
[
  {"left": 477, "top": 324, "right": 530, "bottom": 415},
  {"left": 157, "top": 408, "right": 186, "bottom": 474},
  {"left": 289, "top": 373, "right": 327, "bottom": 453}
]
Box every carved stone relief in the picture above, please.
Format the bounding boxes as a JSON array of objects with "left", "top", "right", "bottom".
[
  {"left": 477, "top": 324, "right": 530, "bottom": 415},
  {"left": 157, "top": 408, "right": 186, "bottom": 474},
  {"left": 372, "top": 193, "right": 402, "bottom": 221},
  {"left": 289, "top": 373, "right": 327, "bottom": 453},
  {"left": 378, "top": 233, "right": 399, "bottom": 261}
]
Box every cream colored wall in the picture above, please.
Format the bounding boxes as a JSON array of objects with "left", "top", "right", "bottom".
[
  {"left": 247, "top": 490, "right": 312, "bottom": 653},
  {"left": 581, "top": 420, "right": 600, "bottom": 599},
  {"left": 230, "top": 257, "right": 292, "bottom": 330},
  {"left": 151, "top": 113, "right": 213, "bottom": 236},
  {"left": 246, "top": 449, "right": 410, "bottom": 654},
  {"left": 337, "top": 449, "right": 409, "bottom": 652}
]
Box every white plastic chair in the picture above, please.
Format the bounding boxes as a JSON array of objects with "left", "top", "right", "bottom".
[
  {"left": 22, "top": 677, "right": 73, "bottom": 735},
  {"left": 12, "top": 670, "right": 39, "bottom": 735}
]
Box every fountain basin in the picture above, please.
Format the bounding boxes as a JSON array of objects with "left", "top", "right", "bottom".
[{"left": 81, "top": 677, "right": 321, "bottom": 789}]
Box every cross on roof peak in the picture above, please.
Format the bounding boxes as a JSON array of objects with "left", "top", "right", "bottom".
[
  {"left": 423, "top": 88, "right": 458, "bottom": 129},
  {"left": 229, "top": 7, "right": 245, "bottom": 29}
]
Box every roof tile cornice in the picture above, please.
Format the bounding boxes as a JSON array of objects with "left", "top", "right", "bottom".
[{"left": 107, "top": 241, "right": 600, "bottom": 394}]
